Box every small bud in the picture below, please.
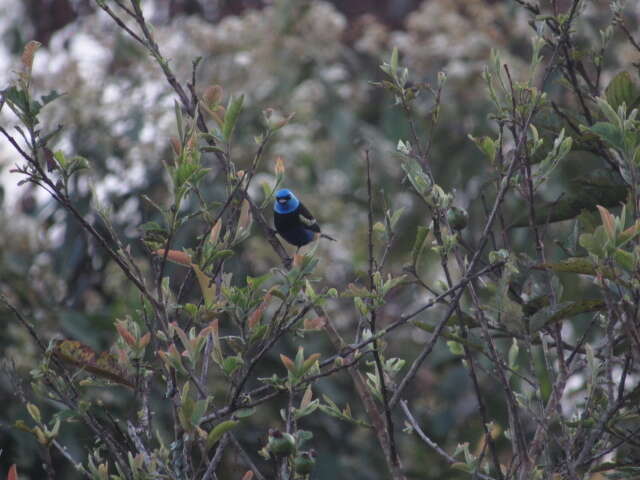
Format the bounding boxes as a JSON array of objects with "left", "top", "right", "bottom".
[
  {"left": 44, "top": 147, "right": 57, "bottom": 172},
  {"left": 34, "top": 426, "right": 47, "bottom": 445},
  {"left": 262, "top": 109, "right": 294, "bottom": 130},
  {"left": 280, "top": 354, "right": 295, "bottom": 372},
  {"left": 437, "top": 71, "right": 447, "bottom": 87},
  {"left": 238, "top": 199, "right": 252, "bottom": 231},
  {"left": 116, "top": 322, "right": 137, "bottom": 347},
  {"left": 275, "top": 156, "right": 285, "bottom": 176},
  {"left": 209, "top": 220, "right": 222, "bottom": 244},
  {"left": 292, "top": 253, "right": 304, "bottom": 267},
  {"left": 26, "top": 403, "right": 41, "bottom": 423},
  {"left": 170, "top": 136, "right": 182, "bottom": 156},
  {"left": 186, "top": 133, "right": 197, "bottom": 152},
  {"left": 21, "top": 40, "right": 41, "bottom": 76},
  {"left": 202, "top": 85, "right": 223, "bottom": 106},
  {"left": 373, "top": 222, "right": 386, "bottom": 234},
  {"left": 446, "top": 206, "right": 469, "bottom": 231}
]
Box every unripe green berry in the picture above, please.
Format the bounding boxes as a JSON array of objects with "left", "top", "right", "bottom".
[
  {"left": 294, "top": 450, "right": 316, "bottom": 475},
  {"left": 447, "top": 206, "right": 469, "bottom": 231},
  {"left": 267, "top": 429, "right": 295, "bottom": 456}
]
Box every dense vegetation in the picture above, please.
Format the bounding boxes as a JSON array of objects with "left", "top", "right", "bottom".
[{"left": 1, "top": 0, "right": 640, "bottom": 478}]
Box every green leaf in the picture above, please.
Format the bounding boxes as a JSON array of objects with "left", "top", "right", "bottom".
[
  {"left": 528, "top": 300, "right": 605, "bottom": 332},
  {"left": 595, "top": 96, "right": 621, "bottom": 126},
  {"left": 605, "top": 71, "right": 640, "bottom": 111},
  {"left": 451, "top": 463, "right": 472, "bottom": 473},
  {"left": 41, "top": 90, "right": 63, "bottom": 107},
  {"left": 294, "top": 399, "right": 320, "bottom": 420},
  {"left": 534, "top": 257, "right": 606, "bottom": 277},
  {"left": 295, "top": 429, "right": 314, "bottom": 445},
  {"left": 174, "top": 100, "right": 184, "bottom": 140},
  {"left": 382, "top": 274, "right": 406, "bottom": 296},
  {"left": 235, "top": 407, "right": 256, "bottom": 418},
  {"left": 191, "top": 398, "right": 209, "bottom": 425},
  {"left": 532, "top": 346, "right": 551, "bottom": 402},
  {"left": 3, "top": 86, "right": 30, "bottom": 114},
  {"left": 401, "top": 158, "right": 432, "bottom": 197},
  {"left": 584, "top": 122, "right": 624, "bottom": 151},
  {"left": 139, "top": 221, "right": 164, "bottom": 232},
  {"left": 174, "top": 162, "right": 199, "bottom": 189},
  {"left": 411, "top": 226, "right": 430, "bottom": 265},
  {"left": 223, "top": 94, "right": 244, "bottom": 141},
  {"left": 222, "top": 356, "right": 243, "bottom": 376},
  {"left": 579, "top": 227, "right": 609, "bottom": 258},
  {"left": 613, "top": 248, "right": 635, "bottom": 271},
  {"left": 510, "top": 176, "right": 627, "bottom": 228},
  {"left": 388, "top": 207, "right": 405, "bottom": 230},
  {"left": 212, "top": 249, "right": 234, "bottom": 261},
  {"left": 206, "top": 420, "right": 238, "bottom": 450},
  {"left": 508, "top": 339, "right": 519, "bottom": 371},
  {"left": 468, "top": 135, "right": 497, "bottom": 163},
  {"left": 249, "top": 324, "right": 268, "bottom": 344},
  {"left": 390, "top": 47, "right": 399, "bottom": 77}
]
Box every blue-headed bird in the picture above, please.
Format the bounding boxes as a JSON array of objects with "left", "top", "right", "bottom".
[{"left": 273, "top": 188, "right": 335, "bottom": 250}]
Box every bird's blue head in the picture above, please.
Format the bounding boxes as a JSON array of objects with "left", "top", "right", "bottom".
[{"left": 274, "top": 188, "right": 300, "bottom": 214}]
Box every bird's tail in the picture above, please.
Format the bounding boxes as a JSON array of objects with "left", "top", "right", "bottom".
[{"left": 320, "top": 233, "right": 336, "bottom": 242}]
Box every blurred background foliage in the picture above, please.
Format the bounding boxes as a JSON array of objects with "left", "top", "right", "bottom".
[{"left": 1, "top": 0, "right": 639, "bottom": 478}]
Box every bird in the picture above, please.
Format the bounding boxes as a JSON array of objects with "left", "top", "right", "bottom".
[{"left": 273, "top": 188, "right": 335, "bottom": 250}]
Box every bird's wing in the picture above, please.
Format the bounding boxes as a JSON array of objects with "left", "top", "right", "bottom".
[{"left": 297, "top": 202, "right": 321, "bottom": 233}]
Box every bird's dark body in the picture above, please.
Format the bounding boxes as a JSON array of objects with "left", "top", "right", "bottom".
[
  {"left": 274, "top": 204, "right": 319, "bottom": 247},
  {"left": 273, "top": 189, "right": 334, "bottom": 249}
]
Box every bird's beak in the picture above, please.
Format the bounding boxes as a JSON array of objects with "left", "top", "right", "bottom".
[{"left": 278, "top": 198, "right": 287, "bottom": 204}]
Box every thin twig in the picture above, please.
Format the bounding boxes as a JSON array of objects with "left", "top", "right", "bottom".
[
  {"left": 365, "top": 149, "right": 403, "bottom": 478},
  {"left": 229, "top": 433, "right": 267, "bottom": 480}
]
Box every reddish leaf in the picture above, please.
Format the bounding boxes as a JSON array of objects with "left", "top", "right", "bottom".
[
  {"left": 274, "top": 156, "right": 285, "bottom": 175},
  {"left": 202, "top": 85, "right": 223, "bottom": 106},
  {"left": 292, "top": 254, "right": 304, "bottom": 267},
  {"left": 139, "top": 333, "right": 151, "bottom": 348},
  {"left": 238, "top": 200, "right": 251, "bottom": 231},
  {"left": 116, "top": 323, "right": 137, "bottom": 347},
  {"left": 170, "top": 136, "right": 182, "bottom": 156},
  {"left": 280, "top": 354, "right": 294, "bottom": 372},
  {"left": 52, "top": 340, "right": 133, "bottom": 388},
  {"left": 248, "top": 291, "right": 272, "bottom": 330},
  {"left": 21, "top": 41, "right": 41, "bottom": 75},
  {"left": 7, "top": 464, "right": 17, "bottom": 480},
  {"left": 597, "top": 205, "right": 615, "bottom": 239},
  {"left": 152, "top": 249, "right": 192, "bottom": 266},
  {"left": 303, "top": 316, "right": 326, "bottom": 330},
  {"left": 241, "top": 471, "right": 254, "bottom": 480},
  {"left": 209, "top": 220, "right": 222, "bottom": 244}
]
